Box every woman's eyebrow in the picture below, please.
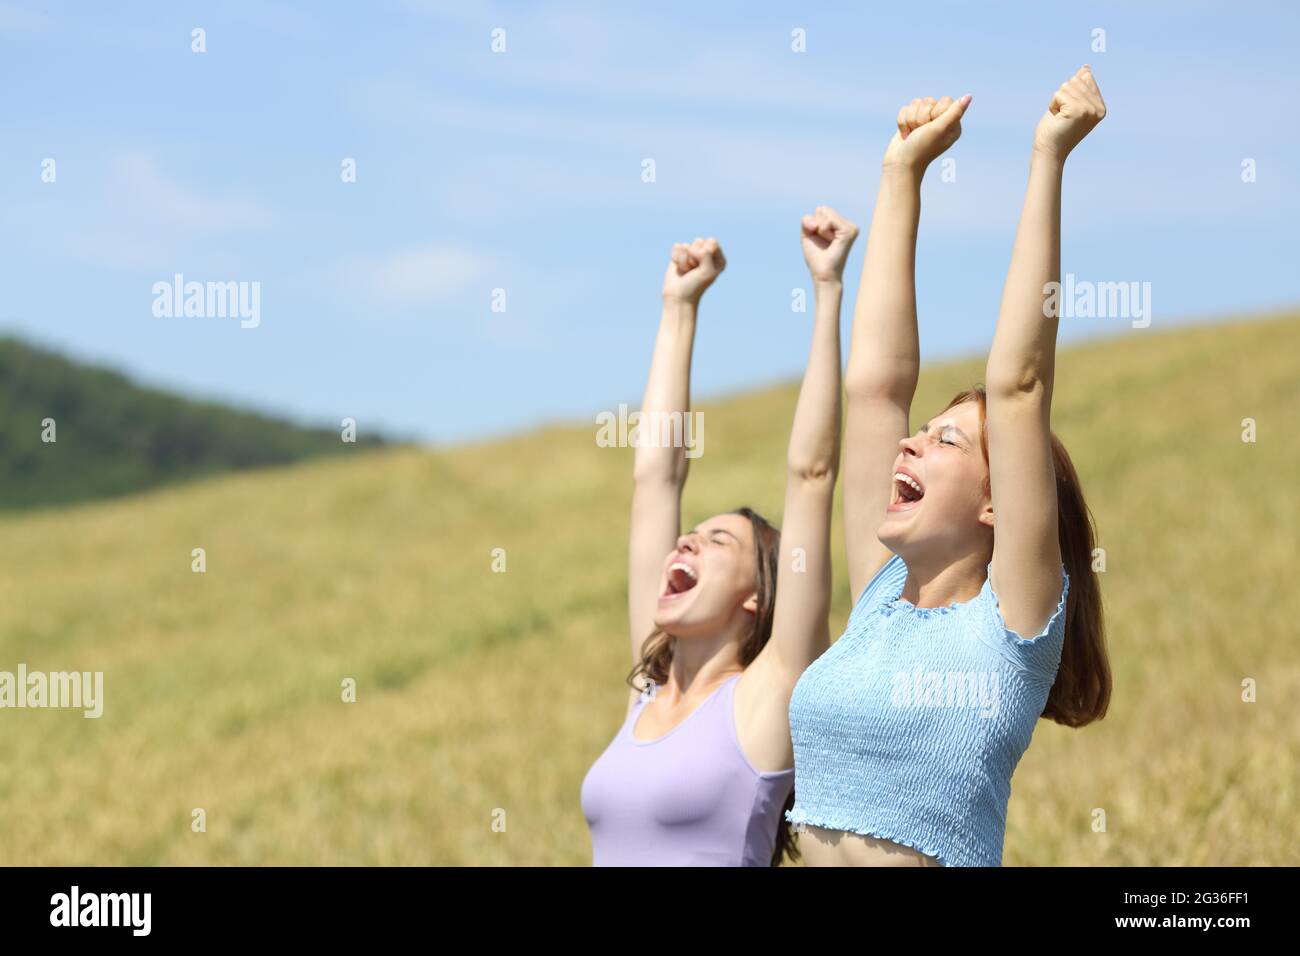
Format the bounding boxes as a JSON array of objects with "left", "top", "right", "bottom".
[{"left": 693, "top": 527, "right": 738, "bottom": 541}]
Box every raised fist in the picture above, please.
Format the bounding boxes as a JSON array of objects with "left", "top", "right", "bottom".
[
  {"left": 800, "top": 206, "right": 859, "bottom": 283},
  {"left": 882, "top": 94, "right": 971, "bottom": 171},
  {"left": 1034, "top": 65, "right": 1106, "bottom": 159},
  {"left": 662, "top": 236, "right": 725, "bottom": 304}
]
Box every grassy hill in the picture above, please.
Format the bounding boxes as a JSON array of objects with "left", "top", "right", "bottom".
[
  {"left": 0, "top": 335, "right": 389, "bottom": 510},
  {"left": 0, "top": 312, "right": 1296, "bottom": 865}
]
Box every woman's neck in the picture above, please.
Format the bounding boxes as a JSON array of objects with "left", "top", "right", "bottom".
[
  {"left": 897, "top": 550, "right": 991, "bottom": 608},
  {"left": 660, "top": 641, "right": 744, "bottom": 700}
]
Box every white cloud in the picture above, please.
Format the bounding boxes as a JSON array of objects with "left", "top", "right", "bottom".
[
  {"left": 112, "top": 151, "right": 275, "bottom": 231},
  {"left": 14, "top": 149, "right": 276, "bottom": 273},
  {"left": 0, "top": 2, "right": 54, "bottom": 32},
  {"left": 342, "top": 244, "right": 496, "bottom": 306}
]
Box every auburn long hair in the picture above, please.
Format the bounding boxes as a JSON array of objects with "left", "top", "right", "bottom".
[
  {"left": 625, "top": 506, "right": 799, "bottom": 865},
  {"left": 943, "top": 386, "right": 1111, "bottom": 726}
]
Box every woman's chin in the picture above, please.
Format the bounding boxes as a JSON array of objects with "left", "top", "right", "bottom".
[
  {"left": 653, "top": 604, "right": 681, "bottom": 631},
  {"left": 876, "top": 522, "right": 905, "bottom": 549},
  {"left": 653, "top": 603, "right": 703, "bottom": 636}
]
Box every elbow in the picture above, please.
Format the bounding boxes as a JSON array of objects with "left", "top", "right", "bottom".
[
  {"left": 844, "top": 373, "right": 916, "bottom": 408},
  {"left": 984, "top": 368, "right": 1051, "bottom": 405},
  {"left": 787, "top": 457, "right": 838, "bottom": 487},
  {"left": 632, "top": 456, "right": 688, "bottom": 489}
]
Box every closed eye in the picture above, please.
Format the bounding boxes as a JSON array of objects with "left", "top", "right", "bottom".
[
  {"left": 936, "top": 424, "right": 966, "bottom": 449},
  {"left": 918, "top": 422, "right": 969, "bottom": 449},
  {"left": 691, "top": 527, "right": 738, "bottom": 546}
]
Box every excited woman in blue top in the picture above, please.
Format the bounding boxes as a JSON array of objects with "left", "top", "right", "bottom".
[{"left": 787, "top": 67, "right": 1114, "bottom": 866}]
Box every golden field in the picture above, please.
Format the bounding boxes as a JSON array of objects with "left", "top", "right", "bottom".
[{"left": 0, "top": 311, "right": 1296, "bottom": 865}]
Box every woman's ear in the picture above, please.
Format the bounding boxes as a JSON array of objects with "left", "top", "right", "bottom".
[
  {"left": 742, "top": 593, "right": 759, "bottom": 614},
  {"left": 978, "top": 501, "right": 995, "bottom": 529}
]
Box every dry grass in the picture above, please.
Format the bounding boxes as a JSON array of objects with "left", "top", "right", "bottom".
[{"left": 0, "top": 311, "right": 1296, "bottom": 865}]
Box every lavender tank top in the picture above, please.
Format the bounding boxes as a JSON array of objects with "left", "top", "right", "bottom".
[{"left": 580, "top": 674, "right": 795, "bottom": 866}]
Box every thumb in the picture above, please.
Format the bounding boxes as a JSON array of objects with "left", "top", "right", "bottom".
[{"left": 929, "top": 93, "right": 972, "bottom": 134}]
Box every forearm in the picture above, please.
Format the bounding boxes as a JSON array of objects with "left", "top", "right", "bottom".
[
  {"left": 787, "top": 280, "right": 843, "bottom": 479},
  {"left": 987, "top": 148, "right": 1065, "bottom": 398},
  {"left": 768, "top": 278, "right": 842, "bottom": 676},
  {"left": 845, "top": 165, "right": 923, "bottom": 401},
  {"left": 632, "top": 298, "right": 697, "bottom": 485}
]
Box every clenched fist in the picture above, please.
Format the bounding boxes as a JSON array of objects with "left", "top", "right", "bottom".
[
  {"left": 801, "top": 206, "right": 859, "bottom": 283},
  {"left": 662, "top": 237, "right": 725, "bottom": 304},
  {"left": 882, "top": 94, "right": 971, "bottom": 171},
  {"left": 1034, "top": 65, "right": 1106, "bottom": 160}
]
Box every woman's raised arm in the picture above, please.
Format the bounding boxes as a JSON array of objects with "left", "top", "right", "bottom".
[
  {"left": 985, "top": 66, "right": 1105, "bottom": 636},
  {"left": 754, "top": 207, "right": 858, "bottom": 685},
  {"left": 627, "top": 239, "right": 725, "bottom": 680},
  {"left": 738, "top": 208, "right": 855, "bottom": 772},
  {"left": 843, "top": 95, "right": 970, "bottom": 602}
]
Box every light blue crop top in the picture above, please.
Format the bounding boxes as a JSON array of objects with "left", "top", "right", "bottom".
[{"left": 786, "top": 553, "right": 1070, "bottom": 866}]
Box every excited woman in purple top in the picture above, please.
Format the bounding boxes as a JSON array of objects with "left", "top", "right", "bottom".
[{"left": 580, "top": 208, "right": 859, "bottom": 865}]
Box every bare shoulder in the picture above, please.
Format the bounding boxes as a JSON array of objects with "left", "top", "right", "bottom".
[
  {"left": 853, "top": 546, "right": 898, "bottom": 606},
  {"left": 733, "top": 657, "right": 800, "bottom": 774},
  {"left": 625, "top": 685, "right": 644, "bottom": 720}
]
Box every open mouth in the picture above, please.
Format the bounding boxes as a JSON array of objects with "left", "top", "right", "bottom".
[
  {"left": 890, "top": 470, "right": 925, "bottom": 510},
  {"left": 661, "top": 561, "right": 699, "bottom": 600}
]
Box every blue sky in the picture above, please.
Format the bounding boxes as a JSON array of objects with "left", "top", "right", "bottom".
[{"left": 3, "top": 1, "right": 1298, "bottom": 443}]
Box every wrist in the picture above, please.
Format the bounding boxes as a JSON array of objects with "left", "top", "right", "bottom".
[
  {"left": 881, "top": 161, "right": 925, "bottom": 185},
  {"left": 811, "top": 277, "right": 844, "bottom": 293},
  {"left": 1031, "top": 140, "right": 1068, "bottom": 168},
  {"left": 661, "top": 295, "right": 700, "bottom": 315}
]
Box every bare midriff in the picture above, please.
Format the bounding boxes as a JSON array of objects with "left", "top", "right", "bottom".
[{"left": 798, "top": 825, "right": 942, "bottom": 867}]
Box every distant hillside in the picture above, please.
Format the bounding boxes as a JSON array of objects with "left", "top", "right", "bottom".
[{"left": 0, "top": 335, "right": 391, "bottom": 510}]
